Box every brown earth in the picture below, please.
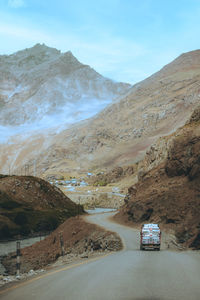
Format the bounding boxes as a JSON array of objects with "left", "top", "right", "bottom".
[
  {"left": 0, "top": 175, "right": 82, "bottom": 240},
  {"left": 88, "top": 166, "right": 136, "bottom": 187},
  {"left": 2, "top": 216, "right": 122, "bottom": 275},
  {"left": 115, "top": 107, "right": 200, "bottom": 250}
]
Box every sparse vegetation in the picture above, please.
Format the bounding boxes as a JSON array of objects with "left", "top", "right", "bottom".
[{"left": 93, "top": 180, "right": 108, "bottom": 187}]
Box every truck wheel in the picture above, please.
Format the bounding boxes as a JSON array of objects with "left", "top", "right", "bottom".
[{"left": 140, "top": 245, "right": 144, "bottom": 250}]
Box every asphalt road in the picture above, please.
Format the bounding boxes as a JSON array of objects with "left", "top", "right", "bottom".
[{"left": 1, "top": 212, "right": 200, "bottom": 300}]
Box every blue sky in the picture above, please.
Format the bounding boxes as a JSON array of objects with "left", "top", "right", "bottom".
[{"left": 0, "top": 0, "right": 200, "bottom": 84}]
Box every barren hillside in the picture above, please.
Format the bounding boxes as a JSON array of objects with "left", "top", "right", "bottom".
[
  {"left": 115, "top": 107, "right": 200, "bottom": 250},
  {"left": 59, "top": 50, "right": 200, "bottom": 171},
  {"left": 0, "top": 175, "right": 82, "bottom": 240},
  {"left": 1, "top": 49, "right": 200, "bottom": 179}
]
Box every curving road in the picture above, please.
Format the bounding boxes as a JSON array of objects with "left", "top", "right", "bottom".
[{"left": 0, "top": 212, "right": 200, "bottom": 300}]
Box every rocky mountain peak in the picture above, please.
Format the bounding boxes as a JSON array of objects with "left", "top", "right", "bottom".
[
  {"left": 0, "top": 44, "right": 131, "bottom": 136},
  {"left": 0, "top": 44, "right": 61, "bottom": 74},
  {"left": 59, "top": 50, "right": 83, "bottom": 68},
  {"left": 16, "top": 43, "right": 61, "bottom": 57}
]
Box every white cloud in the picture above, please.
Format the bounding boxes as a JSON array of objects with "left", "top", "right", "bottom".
[
  {"left": 8, "top": 0, "right": 25, "bottom": 8},
  {"left": 0, "top": 22, "right": 53, "bottom": 43}
]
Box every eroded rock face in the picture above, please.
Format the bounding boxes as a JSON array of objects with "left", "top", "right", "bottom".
[
  {"left": 165, "top": 107, "right": 200, "bottom": 179},
  {"left": 187, "top": 106, "right": 200, "bottom": 123},
  {"left": 136, "top": 107, "right": 200, "bottom": 182},
  {"left": 165, "top": 136, "right": 200, "bottom": 178},
  {"left": 117, "top": 108, "right": 200, "bottom": 249}
]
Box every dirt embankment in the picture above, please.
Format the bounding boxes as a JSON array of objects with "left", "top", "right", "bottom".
[
  {"left": 2, "top": 216, "right": 122, "bottom": 275},
  {"left": 0, "top": 175, "right": 83, "bottom": 240},
  {"left": 88, "top": 166, "right": 136, "bottom": 187},
  {"left": 115, "top": 107, "right": 200, "bottom": 250}
]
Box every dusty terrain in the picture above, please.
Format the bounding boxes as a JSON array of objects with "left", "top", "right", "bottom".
[
  {"left": 2, "top": 215, "right": 122, "bottom": 275},
  {"left": 0, "top": 175, "right": 82, "bottom": 240},
  {"left": 115, "top": 107, "right": 200, "bottom": 249},
  {"left": 87, "top": 166, "right": 136, "bottom": 186}
]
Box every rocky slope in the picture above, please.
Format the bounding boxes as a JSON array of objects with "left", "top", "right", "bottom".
[
  {"left": 88, "top": 166, "right": 136, "bottom": 187},
  {"left": 60, "top": 49, "right": 200, "bottom": 170},
  {"left": 115, "top": 107, "right": 200, "bottom": 250},
  {"left": 0, "top": 175, "right": 83, "bottom": 240},
  {"left": 2, "top": 216, "right": 122, "bottom": 275}
]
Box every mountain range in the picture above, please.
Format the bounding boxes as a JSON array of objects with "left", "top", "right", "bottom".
[
  {"left": 0, "top": 43, "right": 130, "bottom": 141},
  {"left": 0, "top": 45, "right": 200, "bottom": 177}
]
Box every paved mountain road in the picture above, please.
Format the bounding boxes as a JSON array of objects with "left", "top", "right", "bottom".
[{"left": 0, "top": 212, "right": 200, "bottom": 300}]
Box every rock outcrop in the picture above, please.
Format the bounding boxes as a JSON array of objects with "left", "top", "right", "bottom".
[{"left": 116, "top": 107, "right": 200, "bottom": 250}]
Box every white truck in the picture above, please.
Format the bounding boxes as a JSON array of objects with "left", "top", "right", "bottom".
[{"left": 140, "top": 223, "right": 161, "bottom": 251}]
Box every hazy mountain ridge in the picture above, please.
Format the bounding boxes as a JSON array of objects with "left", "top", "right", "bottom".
[
  {"left": 1, "top": 49, "right": 200, "bottom": 176},
  {"left": 43, "top": 50, "right": 200, "bottom": 172},
  {"left": 0, "top": 44, "right": 131, "bottom": 133}
]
